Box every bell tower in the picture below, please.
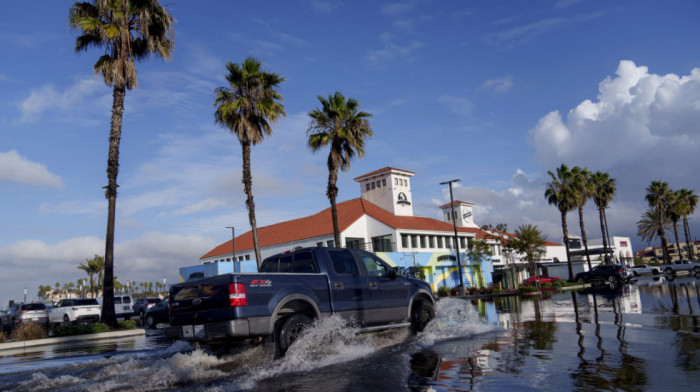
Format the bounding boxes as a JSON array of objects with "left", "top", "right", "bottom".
[
  {"left": 354, "top": 167, "right": 415, "bottom": 216},
  {"left": 440, "top": 200, "right": 479, "bottom": 228}
]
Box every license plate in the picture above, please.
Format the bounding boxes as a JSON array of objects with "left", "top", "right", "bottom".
[
  {"left": 32, "top": 318, "right": 38, "bottom": 321},
  {"left": 123, "top": 306, "right": 129, "bottom": 310},
  {"left": 182, "top": 325, "right": 194, "bottom": 338}
]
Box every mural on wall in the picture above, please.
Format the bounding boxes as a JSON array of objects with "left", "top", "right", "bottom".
[
  {"left": 180, "top": 251, "right": 493, "bottom": 293},
  {"left": 376, "top": 251, "right": 493, "bottom": 292}
]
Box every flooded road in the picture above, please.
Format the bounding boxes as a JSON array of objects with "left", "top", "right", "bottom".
[{"left": 0, "top": 275, "right": 699, "bottom": 391}]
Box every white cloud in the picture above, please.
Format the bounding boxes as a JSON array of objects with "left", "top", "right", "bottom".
[
  {"left": 0, "top": 232, "right": 215, "bottom": 304},
  {"left": 481, "top": 75, "right": 515, "bottom": 94},
  {"left": 483, "top": 18, "right": 565, "bottom": 48},
  {"left": 0, "top": 150, "right": 63, "bottom": 188},
  {"left": 529, "top": 60, "right": 700, "bottom": 199},
  {"left": 17, "top": 79, "right": 105, "bottom": 123}
]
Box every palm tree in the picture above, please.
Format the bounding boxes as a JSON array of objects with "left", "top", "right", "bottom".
[
  {"left": 666, "top": 191, "right": 684, "bottom": 261},
  {"left": 508, "top": 224, "right": 547, "bottom": 276},
  {"left": 77, "top": 255, "right": 103, "bottom": 297},
  {"left": 214, "top": 57, "right": 286, "bottom": 268},
  {"left": 571, "top": 166, "right": 594, "bottom": 269},
  {"left": 307, "top": 92, "right": 373, "bottom": 247},
  {"left": 677, "top": 188, "right": 698, "bottom": 260},
  {"left": 645, "top": 181, "right": 673, "bottom": 264},
  {"left": 69, "top": 0, "right": 174, "bottom": 327},
  {"left": 590, "top": 171, "right": 616, "bottom": 263},
  {"left": 545, "top": 164, "right": 577, "bottom": 280},
  {"left": 637, "top": 208, "right": 671, "bottom": 261}
]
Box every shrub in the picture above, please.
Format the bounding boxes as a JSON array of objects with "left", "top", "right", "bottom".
[
  {"left": 118, "top": 320, "right": 137, "bottom": 330},
  {"left": 53, "top": 322, "right": 110, "bottom": 337},
  {"left": 518, "top": 285, "right": 540, "bottom": 293},
  {"left": 437, "top": 286, "right": 450, "bottom": 297},
  {"left": 491, "top": 288, "right": 504, "bottom": 295},
  {"left": 10, "top": 322, "right": 48, "bottom": 341},
  {"left": 0, "top": 331, "right": 6, "bottom": 343}
]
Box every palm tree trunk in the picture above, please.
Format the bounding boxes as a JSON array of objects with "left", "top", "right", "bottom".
[
  {"left": 683, "top": 217, "right": 694, "bottom": 260},
  {"left": 659, "top": 230, "right": 671, "bottom": 263},
  {"left": 672, "top": 218, "right": 682, "bottom": 261},
  {"left": 241, "top": 141, "right": 262, "bottom": 268},
  {"left": 101, "top": 85, "right": 125, "bottom": 328},
  {"left": 578, "top": 206, "right": 592, "bottom": 269},
  {"left": 560, "top": 210, "right": 573, "bottom": 281},
  {"left": 326, "top": 160, "right": 341, "bottom": 247},
  {"left": 598, "top": 206, "right": 609, "bottom": 263},
  {"left": 603, "top": 209, "right": 613, "bottom": 263}
]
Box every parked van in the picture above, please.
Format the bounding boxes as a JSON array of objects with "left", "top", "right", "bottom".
[{"left": 97, "top": 295, "right": 134, "bottom": 320}]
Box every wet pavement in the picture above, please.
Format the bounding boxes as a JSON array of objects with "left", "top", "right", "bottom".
[{"left": 0, "top": 274, "right": 698, "bottom": 391}]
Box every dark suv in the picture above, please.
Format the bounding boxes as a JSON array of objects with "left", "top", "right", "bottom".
[
  {"left": 575, "top": 264, "right": 631, "bottom": 283},
  {"left": 1, "top": 303, "right": 49, "bottom": 331}
]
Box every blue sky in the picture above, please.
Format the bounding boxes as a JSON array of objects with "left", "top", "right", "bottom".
[{"left": 2, "top": 0, "right": 700, "bottom": 304}]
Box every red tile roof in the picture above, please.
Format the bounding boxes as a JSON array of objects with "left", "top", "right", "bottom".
[
  {"left": 201, "top": 197, "right": 492, "bottom": 259},
  {"left": 353, "top": 167, "right": 415, "bottom": 181}
]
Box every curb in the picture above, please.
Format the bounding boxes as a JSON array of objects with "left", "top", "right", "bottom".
[{"left": 0, "top": 328, "right": 146, "bottom": 351}]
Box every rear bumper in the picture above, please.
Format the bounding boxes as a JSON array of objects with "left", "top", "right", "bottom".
[{"left": 177, "top": 316, "right": 270, "bottom": 342}]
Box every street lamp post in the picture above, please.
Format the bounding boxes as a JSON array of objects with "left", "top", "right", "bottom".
[
  {"left": 440, "top": 179, "right": 465, "bottom": 296},
  {"left": 226, "top": 226, "right": 237, "bottom": 271}
]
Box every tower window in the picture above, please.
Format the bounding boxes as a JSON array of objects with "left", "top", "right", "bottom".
[
  {"left": 371, "top": 182, "right": 376, "bottom": 189},
  {"left": 382, "top": 179, "right": 386, "bottom": 186},
  {"left": 366, "top": 183, "right": 370, "bottom": 191}
]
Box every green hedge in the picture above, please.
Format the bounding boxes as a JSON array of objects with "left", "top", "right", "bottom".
[{"left": 53, "top": 323, "right": 110, "bottom": 337}]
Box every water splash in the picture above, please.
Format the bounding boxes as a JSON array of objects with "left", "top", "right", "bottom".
[{"left": 418, "top": 298, "right": 499, "bottom": 346}]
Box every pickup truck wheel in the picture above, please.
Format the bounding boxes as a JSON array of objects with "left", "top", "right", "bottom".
[
  {"left": 411, "top": 300, "right": 435, "bottom": 333},
  {"left": 665, "top": 267, "right": 674, "bottom": 274},
  {"left": 146, "top": 315, "right": 156, "bottom": 329},
  {"left": 276, "top": 314, "right": 312, "bottom": 357}
]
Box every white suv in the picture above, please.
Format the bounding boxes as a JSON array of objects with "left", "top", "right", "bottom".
[
  {"left": 98, "top": 295, "right": 135, "bottom": 320},
  {"left": 49, "top": 298, "right": 101, "bottom": 326}
]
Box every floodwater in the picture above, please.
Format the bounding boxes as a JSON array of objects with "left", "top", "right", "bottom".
[{"left": 0, "top": 274, "right": 698, "bottom": 391}]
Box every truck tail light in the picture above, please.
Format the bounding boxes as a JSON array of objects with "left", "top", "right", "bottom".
[{"left": 229, "top": 282, "right": 247, "bottom": 307}]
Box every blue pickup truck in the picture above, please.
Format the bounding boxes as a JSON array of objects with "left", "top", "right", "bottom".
[{"left": 169, "top": 247, "right": 436, "bottom": 356}]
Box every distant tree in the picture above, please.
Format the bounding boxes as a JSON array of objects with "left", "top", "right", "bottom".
[
  {"left": 214, "top": 57, "right": 286, "bottom": 268},
  {"left": 645, "top": 181, "right": 673, "bottom": 263},
  {"left": 466, "top": 239, "right": 493, "bottom": 288},
  {"left": 508, "top": 224, "right": 547, "bottom": 276},
  {"left": 637, "top": 207, "right": 671, "bottom": 253},
  {"left": 69, "top": 0, "right": 174, "bottom": 327},
  {"left": 677, "top": 188, "right": 698, "bottom": 260},
  {"left": 590, "top": 171, "right": 616, "bottom": 263},
  {"left": 545, "top": 164, "right": 577, "bottom": 280},
  {"left": 481, "top": 223, "right": 509, "bottom": 232},
  {"left": 571, "top": 166, "right": 594, "bottom": 269},
  {"left": 307, "top": 92, "right": 373, "bottom": 247},
  {"left": 666, "top": 191, "right": 684, "bottom": 260}
]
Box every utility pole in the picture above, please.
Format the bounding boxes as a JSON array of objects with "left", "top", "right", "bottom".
[
  {"left": 441, "top": 179, "right": 465, "bottom": 296},
  {"left": 226, "top": 226, "right": 236, "bottom": 271}
]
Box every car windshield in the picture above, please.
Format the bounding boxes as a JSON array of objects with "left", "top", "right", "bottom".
[
  {"left": 75, "top": 299, "right": 99, "bottom": 306},
  {"left": 22, "top": 304, "right": 46, "bottom": 311}
]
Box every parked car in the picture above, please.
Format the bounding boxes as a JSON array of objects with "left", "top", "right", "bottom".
[
  {"left": 143, "top": 298, "right": 169, "bottom": 329},
  {"left": 522, "top": 275, "right": 562, "bottom": 285},
  {"left": 659, "top": 260, "right": 700, "bottom": 275},
  {"left": 1, "top": 303, "right": 49, "bottom": 331},
  {"left": 49, "top": 298, "right": 101, "bottom": 326},
  {"left": 630, "top": 264, "right": 661, "bottom": 276},
  {"left": 169, "top": 247, "right": 436, "bottom": 357},
  {"left": 575, "top": 264, "right": 631, "bottom": 283},
  {"left": 97, "top": 295, "right": 135, "bottom": 320},
  {"left": 133, "top": 297, "right": 161, "bottom": 320}
]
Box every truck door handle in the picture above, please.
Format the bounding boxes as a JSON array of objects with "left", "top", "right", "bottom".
[
  {"left": 334, "top": 282, "right": 343, "bottom": 290},
  {"left": 369, "top": 282, "right": 377, "bottom": 290}
]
